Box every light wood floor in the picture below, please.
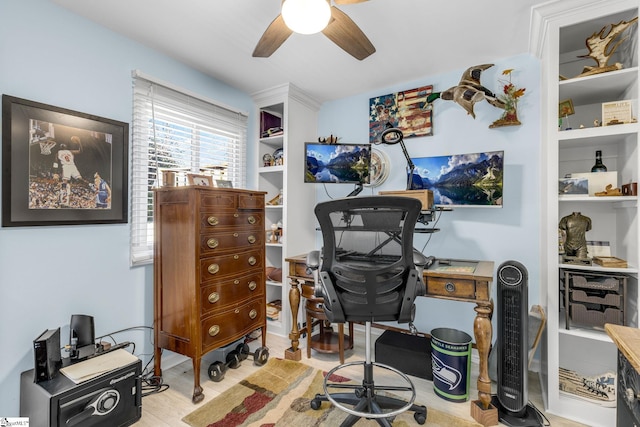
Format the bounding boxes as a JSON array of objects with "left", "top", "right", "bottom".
[{"left": 134, "top": 330, "right": 588, "bottom": 426}]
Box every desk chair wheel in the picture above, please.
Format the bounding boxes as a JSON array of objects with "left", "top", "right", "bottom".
[
  {"left": 414, "top": 410, "right": 427, "bottom": 424},
  {"left": 208, "top": 361, "right": 226, "bottom": 382},
  {"left": 310, "top": 396, "right": 322, "bottom": 410}
]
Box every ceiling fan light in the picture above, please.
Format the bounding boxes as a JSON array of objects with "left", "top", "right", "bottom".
[{"left": 282, "top": 0, "right": 331, "bottom": 35}]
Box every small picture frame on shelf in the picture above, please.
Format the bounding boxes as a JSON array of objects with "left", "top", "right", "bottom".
[
  {"left": 187, "top": 173, "right": 213, "bottom": 187},
  {"left": 214, "top": 179, "right": 233, "bottom": 188},
  {"left": 602, "top": 100, "right": 633, "bottom": 126},
  {"left": 558, "top": 99, "right": 574, "bottom": 117}
]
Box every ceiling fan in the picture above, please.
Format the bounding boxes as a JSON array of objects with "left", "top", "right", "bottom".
[{"left": 253, "top": 0, "right": 376, "bottom": 61}]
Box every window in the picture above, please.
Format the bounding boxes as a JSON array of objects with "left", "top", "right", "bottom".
[{"left": 130, "top": 72, "right": 248, "bottom": 265}]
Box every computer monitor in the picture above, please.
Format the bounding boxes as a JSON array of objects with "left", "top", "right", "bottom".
[{"left": 305, "top": 143, "right": 371, "bottom": 185}]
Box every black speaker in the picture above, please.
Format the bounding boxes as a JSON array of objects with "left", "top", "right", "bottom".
[
  {"left": 34, "top": 328, "right": 62, "bottom": 383},
  {"left": 70, "top": 314, "right": 95, "bottom": 360},
  {"left": 493, "top": 260, "right": 541, "bottom": 426}
]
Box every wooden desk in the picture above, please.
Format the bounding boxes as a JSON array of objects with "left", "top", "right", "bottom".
[{"left": 284, "top": 255, "right": 496, "bottom": 423}]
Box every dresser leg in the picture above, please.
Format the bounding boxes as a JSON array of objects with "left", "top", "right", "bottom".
[{"left": 192, "top": 357, "right": 204, "bottom": 404}]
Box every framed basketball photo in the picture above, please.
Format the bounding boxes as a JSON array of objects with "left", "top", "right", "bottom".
[{"left": 2, "top": 95, "right": 129, "bottom": 227}]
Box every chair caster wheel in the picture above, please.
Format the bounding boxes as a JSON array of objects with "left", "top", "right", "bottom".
[
  {"left": 208, "top": 361, "right": 226, "bottom": 382},
  {"left": 354, "top": 388, "right": 365, "bottom": 398},
  {"left": 414, "top": 410, "right": 427, "bottom": 425},
  {"left": 253, "top": 347, "right": 269, "bottom": 366},
  {"left": 310, "top": 398, "right": 321, "bottom": 410}
]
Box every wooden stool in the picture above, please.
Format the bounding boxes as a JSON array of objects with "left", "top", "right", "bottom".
[{"left": 306, "top": 297, "right": 353, "bottom": 364}]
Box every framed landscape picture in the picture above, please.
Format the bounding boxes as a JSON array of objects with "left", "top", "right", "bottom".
[
  {"left": 410, "top": 150, "right": 504, "bottom": 207},
  {"left": 2, "top": 95, "right": 129, "bottom": 227}
]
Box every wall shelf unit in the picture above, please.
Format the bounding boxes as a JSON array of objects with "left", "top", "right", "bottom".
[
  {"left": 534, "top": 1, "right": 639, "bottom": 425},
  {"left": 253, "top": 83, "right": 320, "bottom": 338}
]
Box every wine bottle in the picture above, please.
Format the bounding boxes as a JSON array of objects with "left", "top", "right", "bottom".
[{"left": 591, "top": 150, "right": 607, "bottom": 172}]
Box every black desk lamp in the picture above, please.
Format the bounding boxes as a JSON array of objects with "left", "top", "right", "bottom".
[{"left": 374, "top": 124, "right": 418, "bottom": 191}]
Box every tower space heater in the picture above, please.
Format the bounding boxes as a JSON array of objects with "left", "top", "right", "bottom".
[{"left": 492, "top": 260, "right": 541, "bottom": 427}]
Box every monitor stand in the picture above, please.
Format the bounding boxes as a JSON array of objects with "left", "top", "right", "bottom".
[{"left": 346, "top": 183, "right": 363, "bottom": 197}]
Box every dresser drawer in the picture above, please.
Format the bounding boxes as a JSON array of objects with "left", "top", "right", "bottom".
[
  {"left": 201, "top": 298, "right": 265, "bottom": 350},
  {"left": 199, "top": 211, "right": 264, "bottom": 230},
  {"left": 238, "top": 193, "right": 264, "bottom": 210},
  {"left": 425, "top": 276, "right": 477, "bottom": 299},
  {"left": 200, "top": 249, "right": 264, "bottom": 282},
  {"left": 200, "top": 230, "right": 263, "bottom": 255},
  {"left": 199, "top": 191, "right": 236, "bottom": 210},
  {"left": 200, "top": 272, "right": 264, "bottom": 316}
]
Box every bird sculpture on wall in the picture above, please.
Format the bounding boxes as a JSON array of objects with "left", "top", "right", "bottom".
[
  {"left": 577, "top": 16, "right": 638, "bottom": 77},
  {"left": 426, "top": 64, "right": 506, "bottom": 119}
]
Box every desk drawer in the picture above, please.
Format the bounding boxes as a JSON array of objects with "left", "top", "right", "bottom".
[{"left": 425, "top": 276, "right": 477, "bottom": 299}]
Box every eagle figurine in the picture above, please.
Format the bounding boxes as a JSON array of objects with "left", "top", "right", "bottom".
[{"left": 427, "top": 64, "right": 506, "bottom": 119}]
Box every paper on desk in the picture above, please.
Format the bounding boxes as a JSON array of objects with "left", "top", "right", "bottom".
[{"left": 60, "top": 349, "right": 138, "bottom": 384}]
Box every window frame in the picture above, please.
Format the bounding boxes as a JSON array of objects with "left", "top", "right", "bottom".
[{"left": 130, "top": 71, "right": 247, "bottom": 266}]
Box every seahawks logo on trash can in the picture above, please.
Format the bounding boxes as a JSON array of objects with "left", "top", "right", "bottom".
[{"left": 432, "top": 354, "right": 463, "bottom": 390}]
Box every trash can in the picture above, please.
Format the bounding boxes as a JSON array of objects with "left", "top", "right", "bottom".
[{"left": 431, "top": 327, "right": 472, "bottom": 402}]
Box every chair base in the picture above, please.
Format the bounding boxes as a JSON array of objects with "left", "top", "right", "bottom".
[{"left": 310, "top": 360, "right": 427, "bottom": 427}]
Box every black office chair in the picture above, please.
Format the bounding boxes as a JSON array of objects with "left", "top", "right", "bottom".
[{"left": 307, "top": 196, "right": 427, "bottom": 426}]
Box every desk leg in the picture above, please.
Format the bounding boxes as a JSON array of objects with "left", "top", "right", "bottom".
[
  {"left": 470, "top": 300, "right": 498, "bottom": 426},
  {"left": 285, "top": 278, "right": 302, "bottom": 361}
]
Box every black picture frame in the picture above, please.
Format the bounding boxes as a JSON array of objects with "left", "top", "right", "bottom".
[{"left": 2, "top": 95, "right": 129, "bottom": 226}]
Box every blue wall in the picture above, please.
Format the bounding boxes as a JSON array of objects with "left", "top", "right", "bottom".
[
  {"left": 0, "top": 0, "right": 255, "bottom": 415},
  {"left": 316, "top": 55, "right": 541, "bottom": 336}
]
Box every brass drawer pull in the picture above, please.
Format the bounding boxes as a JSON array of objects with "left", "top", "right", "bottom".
[
  {"left": 207, "top": 216, "right": 219, "bottom": 226},
  {"left": 234, "top": 279, "right": 240, "bottom": 285},
  {"left": 248, "top": 281, "right": 257, "bottom": 291},
  {"left": 234, "top": 255, "right": 239, "bottom": 260},
  {"left": 208, "top": 292, "right": 220, "bottom": 304},
  {"left": 233, "top": 232, "right": 239, "bottom": 237},
  {"left": 234, "top": 213, "right": 239, "bottom": 218},
  {"left": 208, "top": 325, "right": 220, "bottom": 337},
  {"left": 249, "top": 309, "right": 257, "bottom": 319},
  {"left": 445, "top": 282, "right": 456, "bottom": 293},
  {"left": 208, "top": 264, "right": 220, "bottom": 275},
  {"left": 248, "top": 235, "right": 256, "bottom": 244},
  {"left": 248, "top": 256, "right": 257, "bottom": 266},
  {"left": 207, "top": 238, "right": 219, "bottom": 249},
  {"left": 247, "top": 215, "right": 256, "bottom": 225}
]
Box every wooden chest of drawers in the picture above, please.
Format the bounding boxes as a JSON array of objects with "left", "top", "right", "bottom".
[{"left": 153, "top": 186, "right": 266, "bottom": 403}]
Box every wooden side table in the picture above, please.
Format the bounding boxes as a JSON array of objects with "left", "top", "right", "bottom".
[{"left": 283, "top": 254, "right": 353, "bottom": 362}]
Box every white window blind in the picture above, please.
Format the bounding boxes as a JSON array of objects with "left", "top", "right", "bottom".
[{"left": 130, "top": 74, "right": 248, "bottom": 266}]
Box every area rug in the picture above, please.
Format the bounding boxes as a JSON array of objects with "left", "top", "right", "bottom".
[{"left": 182, "top": 358, "right": 482, "bottom": 427}]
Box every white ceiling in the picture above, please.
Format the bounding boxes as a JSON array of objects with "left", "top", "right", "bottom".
[{"left": 52, "top": 0, "right": 552, "bottom": 103}]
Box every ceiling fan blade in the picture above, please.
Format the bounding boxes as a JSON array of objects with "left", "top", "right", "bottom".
[
  {"left": 334, "top": 0, "right": 369, "bottom": 4},
  {"left": 322, "top": 6, "right": 375, "bottom": 60},
  {"left": 252, "top": 14, "right": 293, "bottom": 58}
]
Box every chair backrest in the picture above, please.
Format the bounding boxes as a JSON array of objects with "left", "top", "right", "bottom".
[{"left": 314, "top": 196, "right": 425, "bottom": 324}]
